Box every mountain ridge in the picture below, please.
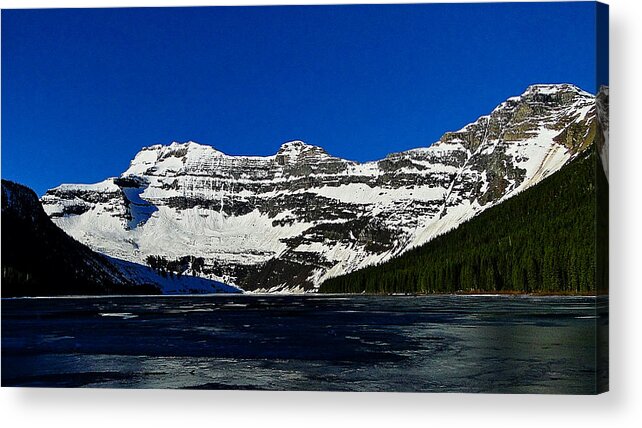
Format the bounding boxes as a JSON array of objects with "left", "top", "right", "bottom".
[
  {"left": 122, "top": 83, "right": 595, "bottom": 164},
  {"left": 40, "top": 83, "right": 605, "bottom": 292}
]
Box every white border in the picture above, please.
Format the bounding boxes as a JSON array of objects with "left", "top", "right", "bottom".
[{"left": 2, "top": 1, "right": 641, "bottom": 427}]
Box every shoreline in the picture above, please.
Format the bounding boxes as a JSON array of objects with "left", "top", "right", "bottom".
[{"left": 1, "top": 291, "right": 606, "bottom": 300}]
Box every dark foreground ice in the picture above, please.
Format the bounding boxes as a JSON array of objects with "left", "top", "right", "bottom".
[{"left": 1, "top": 294, "right": 607, "bottom": 393}]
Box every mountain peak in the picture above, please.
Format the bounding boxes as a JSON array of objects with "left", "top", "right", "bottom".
[
  {"left": 278, "top": 140, "right": 313, "bottom": 151},
  {"left": 276, "top": 140, "right": 329, "bottom": 161},
  {"left": 168, "top": 140, "right": 201, "bottom": 148},
  {"left": 123, "top": 141, "right": 225, "bottom": 176},
  {"left": 140, "top": 140, "right": 219, "bottom": 153},
  {"left": 521, "top": 83, "right": 589, "bottom": 97}
]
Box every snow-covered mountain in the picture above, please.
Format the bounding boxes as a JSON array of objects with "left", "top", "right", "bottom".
[
  {"left": 41, "top": 84, "right": 604, "bottom": 292},
  {"left": 2, "top": 179, "right": 241, "bottom": 296}
]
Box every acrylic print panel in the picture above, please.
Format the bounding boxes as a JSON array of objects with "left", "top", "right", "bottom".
[{"left": 1, "top": 2, "right": 608, "bottom": 393}]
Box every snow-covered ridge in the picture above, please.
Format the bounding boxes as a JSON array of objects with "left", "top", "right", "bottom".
[
  {"left": 41, "top": 84, "right": 605, "bottom": 292},
  {"left": 51, "top": 178, "right": 121, "bottom": 193},
  {"left": 523, "top": 83, "right": 593, "bottom": 96}
]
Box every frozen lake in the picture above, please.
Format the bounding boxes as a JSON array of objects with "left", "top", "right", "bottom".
[{"left": 1, "top": 294, "right": 607, "bottom": 393}]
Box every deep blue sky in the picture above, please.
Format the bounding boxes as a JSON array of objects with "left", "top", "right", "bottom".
[{"left": 2, "top": 2, "right": 606, "bottom": 195}]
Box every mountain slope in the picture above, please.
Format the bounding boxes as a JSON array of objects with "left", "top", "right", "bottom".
[
  {"left": 2, "top": 179, "right": 146, "bottom": 296},
  {"left": 41, "top": 84, "right": 600, "bottom": 292},
  {"left": 319, "top": 146, "right": 606, "bottom": 294},
  {"left": 1, "top": 180, "right": 240, "bottom": 296}
]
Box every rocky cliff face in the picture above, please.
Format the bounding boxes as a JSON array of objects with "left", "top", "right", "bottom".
[
  {"left": 41, "top": 84, "right": 601, "bottom": 292},
  {"left": 596, "top": 85, "right": 609, "bottom": 180}
]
